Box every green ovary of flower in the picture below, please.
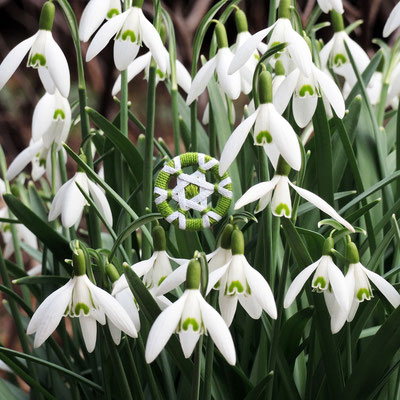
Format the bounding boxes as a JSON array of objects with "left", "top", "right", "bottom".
[
  {"left": 357, "top": 288, "right": 372, "bottom": 301},
  {"left": 312, "top": 277, "right": 327, "bottom": 291},
  {"left": 121, "top": 30, "right": 137, "bottom": 43},
  {"left": 333, "top": 53, "right": 347, "bottom": 66},
  {"left": 107, "top": 8, "right": 119, "bottom": 18},
  {"left": 275, "top": 203, "right": 290, "bottom": 216},
  {"left": 53, "top": 109, "right": 65, "bottom": 120},
  {"left": 182, "top": 318, "right": 200, "bottom": 331},
  {"left": 299, "top": 85, "right": 314, "bottom": 97},
  {"left": 256, "top": 130, "right": 272, "bottom": 145},
  {"left": 29, "top": 54, "right": 46, "bottom": 67}
]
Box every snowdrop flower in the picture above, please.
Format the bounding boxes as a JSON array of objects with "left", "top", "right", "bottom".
[
  {"left": 48, "top": 170, "right": 113, "bottom": 228},
  {"left": 206, "top": 230, "right": 277, "bottom": 327},
  {"left": 106, "top": 263, "right": 140, "bottom": 345},
  {"left": 320, "top": 11, "right": 369, "bottom": 83},
  {"left": 284, "top": 238, "right": 349, "bottom": 333},
  {"left": 235, "top": 157, "right": 354, "bottom": 232},
  {"left": 146, "top": 259, "right": 236, "bottom": 364},
  {"left": 274, "top": 64, "right": 345, "bottom": 127},
  {"left": 186, "top": 22, "right": 241, "bottom": 105},
  {"left": 112, "top": 48, "right": 191, "bottom": 96},
  {"left": 86, "top": 0, "right": 166, "bottom": 72},
  {"left": 327, "top": 242, "right": 400, "bottom": 333},
  {"left": 27, "top": 247, "right": 138, "bottom": 352},
  {"left": 157, "top": 223, "right": 234, "bottom": 296},
  {"left": 275, "top": 0, "right": 343, "bottom": 13},
  {"left": 229, "top": 0, "right": 312, "bottom": 78},
  {"left": 0, "top": 2, "right": 70, "bottom": 97},
  {"left": 0, "top": 206, "right": 38, "bottom": 259},
  {"left": 386, "top": 63, "right": 400, "bottom": 109},
  {"left": 383, "top": 2, "right": 400, "bottom": 37},
  {"left": 219, "top": 71, "right": 301, "bottom": 175},
  {"left": 79, "top": 0, "right": 121, "bottom": 42}
]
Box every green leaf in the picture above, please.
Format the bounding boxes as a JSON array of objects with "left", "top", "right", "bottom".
[
  {"left": 0, "top": 378, "right": 28, "bottom": 400},
  {"left": 3, "top": 194, "right": 71, "bottom": 269},
  {"left": 12, "top": 276, "right": 69, "bottom": 286},
  {"left": 86, "top": 107, "right": 143, "bottom": 182},
  {"left": 243, "top": 372, "right": 274, "bottom": 400}
]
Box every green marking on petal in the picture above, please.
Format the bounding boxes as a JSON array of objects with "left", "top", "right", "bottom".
[
  {"left": 228, "top": 280, "right": 244, "bottom": 293},
  {"left": 75, "top": 303, "right": 90, "bottom": 315},
  {"left": 214, "top": 280, "right": 220, "bottom": 289},
  {"left": 275, "top": 203, "right": 290, "bottom": 217},
  {"left": 357, "top": 288, "right": 372, "bottom": 301},
  {"left": 246, "top": 282, "right": 251, "bottom": 295},
  {"left": 299, "top": 84, "right": 314, "bottom": 97},
  {"left": 53, "top": 109, "right": 66, "bottom": 120},
  {"left": 334, "top": 53, "right": 347, "bottom": 66},
  {"left": 158, "top": 276, "right": 166, "bottom": 286},
  {"left": 29, "top": 54, "right": 46, "bottom": 67},
  {"left": 39, "top": 158, "right": 46, "bottom": 167},
  {"left": 107, "top": 8, "right": 120, "bottom": 18},
  {"left": 254, "top": 53, "right": 260, "bottom": 61},
  {"left": 256, "top": 130, "right": 273, "bottom": 145},
  {"left": 122, "top": 29, "right": 137, "bottom": 42},
  {"left": 182, "top": 318, "right": 200, "bottom": 331},
  {"left": 156, "top": 69, "right": 164, "bottom": 79},
  {"left": 312, "top": 276, "right": 327, "bottom": 291}
]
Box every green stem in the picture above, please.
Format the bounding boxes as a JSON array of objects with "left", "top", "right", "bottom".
[
  {"left": 142, "top": 63, "right": 157, "bottom": 259},
  {"left": 191, "top": 337, "right": 203, "bottom": 400},
  {"left": 376, "top": 82, "right": 389, "bottom": 127},
  {"left": 171, "top": 88, "right": 180, "bottom": 155},
  {"left": 346, "top": 323, "right": 352, "bottom": 380},
  {"left": 125, "top": 341, "right": 145, "bottom": 400},
  {"left": 191, "top": 104, "right": 198, "bottom": 152},
  {"left": 397, "top": 100, "right": 400, "bottom": 199}
]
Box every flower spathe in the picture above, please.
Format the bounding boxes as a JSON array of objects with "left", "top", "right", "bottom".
[
  {"left": 48, "top": 171, "right": 113, "bottom": 228},
  {"left": 79, "top": 0, "right": 122, "bottom": 42},
  {"left": 27, "top": 273, "right": 138, "bottom": 352},
  {"left": 86, "top": 4, "right": 166, "bottom": 72},
  {"left": 235, "top": 173, "right": 354, "bottom": 232}
]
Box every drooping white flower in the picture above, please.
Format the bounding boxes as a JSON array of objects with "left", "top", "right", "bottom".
[
  {"left": 48, "top": 171, "right": 113, "bottom": 228},
  {"left": 326, "top": 242, "right": 400, "bottom": 333},
  {"left": 0, "top": 2, "right": 70, "bottom": 97},
  {"left": 86, "top": 1, "right": 166, "bottom": 72},
  {"left": 186, "top": 22, "right": 240, "bottom": 105},
  {"left": 27, "top": 248, "right": 137, "bottom": 352},
  {"left": 157, "top": 224, "right": 235, "bottom": 296},
  {"left": 112, "top": 48, "right": 191, "bottom": 96},
  {"left": 274, "top": 64, "right": 345, "bottom": 127},
  {"left": 386, "top": 63, "right": 400, "bottom": 109},
  {"left": 228, "top": 2, "right": 312, "bottom": 78},
  {"left": 206, "top": 230, "right": 277, "bottom": 327},
  {"left": 275, "top": 0, "right": 343, "bottom": 14},
  {"left": 146, "top": 259, "right": 236, "bottom": 364},
  {"left": 235, "top": 167, "right": 354, "bottom": 232},
  {"left": 383, "top": 1, "right": 400, "bottom": 37},
  {"left": 219, "top": 71, "right": 301, "bottom": 175},
  {"left": 79, "top": 0, "right": 122, "bottom": 42}
]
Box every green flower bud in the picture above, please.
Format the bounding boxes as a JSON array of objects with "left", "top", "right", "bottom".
[
  {"left": 152, "top": 225, "right": 166, "bottom": 251},
  {"left": 160, "top": 23, "right": 167, "bottom": 44},
  {"left": 331, "top": 10, "right": 344, "bottom": 32},
  {"left": 322, "top": 237, "right": 334, "bottom": 256},
  {"left": 221, "top": 224, "right": 234, "bottom": 249},
  {"left": 346, "top": 241, "right": 360, "bottom": 264},
  {"left": 186, "top": 259, "right": 201, "bottom": 289},
  {"left": 278, "top": 0, "right": 291, "bottom": 19},
  {"left": 259, "top": 70, "right": 273, "bottom": 104},
  {"left": 72, "top": 248, "right": 86, "bottom": 276},
  {"left": 39, "top": 1, "right": 55, "bottom": 31},
  {"left": 231, "top": 229, "right": 244, "bottom": 255},
  {"left": 106, "top": 263, "right": 120, "bottom": 283},
  {"left": 235, "top": 9, "right": 248, "bottom": 33},
  {"left": 215, "top": 22, "right": 229, "bottom": 49},
  {"left": 275, "top": 60, "right": 286, "bottom": 76}
]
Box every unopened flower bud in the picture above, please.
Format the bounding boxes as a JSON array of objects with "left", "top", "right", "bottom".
[{"left": 106, "top": 263, "right": 120, "bottom": 283}]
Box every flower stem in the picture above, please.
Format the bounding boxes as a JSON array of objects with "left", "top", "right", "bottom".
[{"left": 191, "top": 337, "right": 203, "bottom": 400}]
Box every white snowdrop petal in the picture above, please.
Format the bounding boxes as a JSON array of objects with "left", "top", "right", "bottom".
[
  {"left": 292, "top": 94, "right": 317, "bottom": 128},
  {"left": 234, "top": 175, "right": 280, "bottom": 210},
  {"left": 238, "top": 295, "right": 263, "bottom": 319},
  {"left": 87, "top": 179, "right": 113, "bottom": 226},
  {"left": 343, "top": 36, "right": 370, "bottom": 74},
  {"left": 383, "top": 1, "right": 400, "bottom": 37},
  {"left": 288, "top": 182, "right": 354, "bottom": 232},
  {"left": 274, "top": 69, "right": 300, "bottom": 115},
  {"left": 179, "top": 330, "right": 200, "bottom": 358},
  {"left": 284, "top": 260, "right": 320, "bottom": 308},
  {"left": 131, "top": 252, "right": 158, "bottom": 277},
  {"left": 79, "top": 316, "right": 97, "bottom": 353},
  {"left": 0, "top": 34, "right": 37, "bottom": 90},
  {"left": 186, "top": 57, "right": 217, "bottom": 105},
  {"left": 218, "top": 290, "right": 238, "bottom": 327},
  {"left": 206, "top": 262, "right": 230, "bottom": 295},
  {"left": 32, "top": 93, "right": 54, "bottom": 142},
  {"left": 108, "top": 319, "right": 122, "bottom": 345},
  {"left": 79, "top": 0, "right": 110, "bottom": 42},
  {"left": 244, "top": 260, "right": 277, "bottom": 319},
  {"left": 286, "top": 29, "right": 312, "bottom": 77},
  {"left": 319, "top": 38, "right": 334, "bottom": 69},
  {"left": 176, "top": 60, "right": 192, "bottom": 94},
  {"left": 228, "top": 25, "right": 275, "bottom": 74},
  {"left": 362, "top": 266, "right": 400, "bottom": 308},
  {"left": 219, "top": 109, "right": 260, "bottom": 175},
  {"left": 111, "top": 275, "right": 128, "bottom": 296},
  {"left": 86, "top": 11, "right": 128, "bottom": 62},
  {"left": 38, "top": 66, "right": 56, "bottom": 94},
  {"left": 216, "top": 48, "right": 241, "bottom": 100},
  {"left": 157, "top": 262, "right": 188, "bottom": 296},
  {"left": 198, "top": 292, "right": 236, "bottom": 365},
  {"left": 313, "top": 66, "right": 345, "bottom": 118},
  {"left": 326, "top": 257, "right": 348, "bottom": 311},
  {"left": 113, "top": 39, "right": 140, "bottom": 71},
  {"left": 324, "top": 290, "right": 348, "bottom": 334},
  {"left": 145, "top": 293, "right": 188, "bottom": 363},
  {"left": 60, "top": 179, "right": 86, "bottom": 228}
]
